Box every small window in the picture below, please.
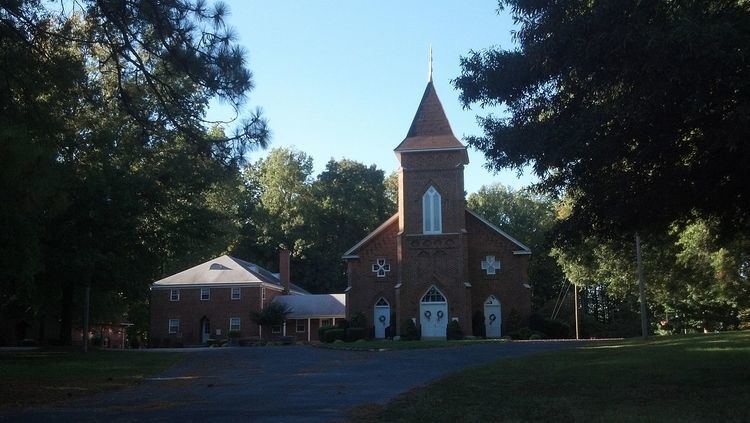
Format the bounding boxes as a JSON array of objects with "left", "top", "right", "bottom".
[
  {"left": 422, "top": 186, "right": 442, "bottom": 234},
  {"left": 321, "top": 318, "right": 333, "bottom": 327},
  {"left": 262, "top": 286, "right": 266, "bottom": 306},
  {"left": 296, "top": 320, "right": 306, "bottom": 333},
  {"left": 421, "top": 286, "right": 446, "bottom": 303},
  {"left": 229, "top": 317, "right": 241, "bottom": 332},
  {"left": 371, "top": 259, "right": 391, "bottom": 278},
  {"left": 271, "top": 325, "right": 282, "bottom": 334},
  {"left": 170, "top": 289, "right": 180, "bottom": 301},
  {"left": 231, "top": 287, "right": 241, "bottom": 300},
  {"left": 200, "top": 288, "right": 210, "bottom": 301},
  {"left": 168, "top": 319, "right": 180, "bottom": 334}
]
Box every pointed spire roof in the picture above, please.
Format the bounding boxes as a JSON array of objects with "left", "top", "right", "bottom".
[
  {"left": 395, "top": 49, "right": 465, "bottom": 153},
  {"left": 394, "top": 81, "right": 466, "bottom": 152}
]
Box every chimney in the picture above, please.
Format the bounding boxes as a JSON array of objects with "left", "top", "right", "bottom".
[{"left": 279, "top": 248, "right": 291, "bottom": 294}]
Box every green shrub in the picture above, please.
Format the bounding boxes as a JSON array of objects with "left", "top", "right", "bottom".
[
  {"left": 506, "top": 308, "right": 522, "bottom": 333},
  {"left": 446, "top": 320, "right": 464, "bottom": 340},
  {"left": 350, "top": 312, "right": 367, "bottom": 328},
  {"left": 318, "top": 324, "right": 335, "bottom": 341},
  {"left": 401, "top": 319, "right": 420, "bottom": 341},
  {"left": 472, "top": 311, "right": 486, "bottom": 338},
  {"left": 529, "top": 313, "right": 570, "bottom": 339},
  {"left": 529, "top": 333, "right": 544, "bottom": 340},
  {"left": 324, "top": 328, "right": 346, "bottom": 343},
  {"left": 508, "top": 327, "right": 532, "bottom": 340},
  {"left": 346, "top": 327, "right": 366, "bottom": 342},
  {"left": 336, "top": 319, "right": 350, "bottom": 330},
  {"left": 227, "top": 330, "right": 241, "bottom": 339}
]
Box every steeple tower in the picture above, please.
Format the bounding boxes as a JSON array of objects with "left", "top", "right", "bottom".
[{"left": 394, "top": 48, "right": 468, "bottom": 157}]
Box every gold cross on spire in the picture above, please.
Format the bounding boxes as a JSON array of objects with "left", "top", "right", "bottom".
[{"left": 428, "top": 44, "right": 433, "bottom": 82}]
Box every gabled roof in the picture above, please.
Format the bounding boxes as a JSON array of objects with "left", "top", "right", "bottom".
[
  {"left": 151, "top": 255, "right": 309, "bottom": 294},
  {"left": 465, "top": 209, "right": 532, "bottom": 254},
  {"left": 394, "top": 81, "right": 465, "bottom": 152},
  {"left": 342, "top": 213, "right": 399, "bottom": 258},
  {"left": 272, "top": 294, "right": 346, "bottom": 318}
]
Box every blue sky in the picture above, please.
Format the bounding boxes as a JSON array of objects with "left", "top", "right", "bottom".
[{"left": 208, "top": 1, "right": 537, "bottom": 193}]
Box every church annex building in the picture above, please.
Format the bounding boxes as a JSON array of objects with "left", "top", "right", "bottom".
[{"left": 343, "top": 71, "right": 532, "bottom": 340}]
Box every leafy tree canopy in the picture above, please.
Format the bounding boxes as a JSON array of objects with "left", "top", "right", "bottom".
[{"left": 454, "top": 0, "right": 750, "bottom": 238}]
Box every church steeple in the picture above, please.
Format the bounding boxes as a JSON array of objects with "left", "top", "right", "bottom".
[
  {"left": 394, "top": 49, "right": 466, "bottom": 154},
  {"left": 428, "top": 44, "right": 433, "bottom": 82}
]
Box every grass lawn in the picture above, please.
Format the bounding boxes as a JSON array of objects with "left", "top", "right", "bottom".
[
  {"left": 0, "top": 349, "right": 183, "bottom": 408},
  {"left": 321, "top": 338, "right": 506, "bottom": 351},
  {"left": 353, "top": 331, "right": 750, "bottom": 422}
]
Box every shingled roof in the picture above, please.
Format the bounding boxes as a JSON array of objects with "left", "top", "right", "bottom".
[
  {"left": 394, "top": 81, "right": 465, "bottom": 152},
  {"left": 151, "top": 255, "right": 309, "bottom": 294}
]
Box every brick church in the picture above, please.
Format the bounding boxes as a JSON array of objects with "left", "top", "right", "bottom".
[{"left": 343, "top": 66, "right": 532, "bottom": 339}]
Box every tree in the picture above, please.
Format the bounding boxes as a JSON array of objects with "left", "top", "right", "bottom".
[
  {"left": 467, "top": 184, "right": 564, "bottom": 309},
  {"left": 384, "top": 171, "right": 399, "bottom": 215},
  {"left": 234, "top": 147, "right": 314, "bottom": 273},
  {"left": 552, "top": 218, "right": 750, "bottom": 334},
  {"left": 234, "top": 151, "right": 392, "bottom": 293},
  {"left": 250, "top": 302, "right": 293, "bottom": 340},
  {"left": 1, "top": 0, "right": 267, "bottom": 345},
  {"left": 454, "top": 1, "right": 750, "bottom": 238},
  {"left": 303, "top": 159, "right": 392, "bottom": 292}
]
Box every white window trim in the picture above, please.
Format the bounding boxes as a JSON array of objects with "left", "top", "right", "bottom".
[
  {"left": 231, "top": 287, "right": 241, "bottom": 300},
  {"left": 296, "top": 320, "right": 306, "bottom": 333},
  {"left": 271, "top": 325, "right": 282, "bottom": 334},
  {"left": 200, "top": 288, "right": 210, "bottom": 301},
  {"left": 168, "top": 319, "right": 180, "bottom": 334},
  {"left": 170, "top": 289, "right": 180, "bottom": 302},
  {"left": 229, "top": 317, "right": 241, "bottom": 332},
  {"left": 422, "top": 186, "right": 442, "bottom": 234}
]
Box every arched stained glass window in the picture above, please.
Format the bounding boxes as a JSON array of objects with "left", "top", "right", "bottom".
[
  {"left": 422, "top": 186, "right": 442, "bottom": 234},
  {"left": 421, "top": 286, "right": 446, "bottom": 303}
]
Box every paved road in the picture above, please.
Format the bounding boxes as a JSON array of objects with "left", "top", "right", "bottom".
[{"left": 1, "top": 342, "right": 581, "bottom": 423}]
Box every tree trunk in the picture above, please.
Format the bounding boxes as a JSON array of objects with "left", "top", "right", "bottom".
[{"left": 59, "top": 282, "right": 73, "bottom": 345}]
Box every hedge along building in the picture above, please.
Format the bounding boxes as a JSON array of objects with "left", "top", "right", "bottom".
[
  {"left": 150, "top": 251, "right": 346, "bottom": 346},
  {"left": 343, "top": 60, "right": 532, "bottom": 340}
]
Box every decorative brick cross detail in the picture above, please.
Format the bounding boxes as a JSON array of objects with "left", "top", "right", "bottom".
[
  {"left": 372, "top": 259, "right": 391, "bottom": 278},
  {"left": 481, "top": 255, "right": 501, "bottom": 275}
]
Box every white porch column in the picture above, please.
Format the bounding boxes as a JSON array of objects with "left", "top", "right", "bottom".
[
  {"left": 283, "top": 321, "right": 287, "bottom": 336},
  {"left": 307, "top": 318, "right": 311, "bottom": 342}
]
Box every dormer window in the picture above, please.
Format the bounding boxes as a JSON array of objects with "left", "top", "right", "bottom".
[{"left": 422, "top": 186, "right": 442, "bottom": 234}]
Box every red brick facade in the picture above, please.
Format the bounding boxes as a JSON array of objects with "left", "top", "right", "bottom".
[
  {"left": 150, "top": 284, "right": 284, "bottom": 346},
  {"left": 345, "top": 80, "right": 531, "bottom": 338}
]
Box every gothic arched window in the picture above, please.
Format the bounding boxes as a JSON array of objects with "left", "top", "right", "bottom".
[{"left": 422, "top": 186, "right": 442, "bottom": 234}]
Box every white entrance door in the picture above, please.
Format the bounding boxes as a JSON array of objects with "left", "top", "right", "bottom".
[
  {"left": 420, "top": 286, "right": 448, "bottom": 339},
  {"left": 484, "top": 296, "right": 502, "bottom": 338},
  {"left": 374, "top": 297, "right": 390, "bottom": 339},
  {"left": 201, "top": 319, "right": 211, "bottom": 343}
]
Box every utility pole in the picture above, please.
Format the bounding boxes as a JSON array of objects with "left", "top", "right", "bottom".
[
  {"left": 573, "top": 284, "right": 581, "bottom": 339},
  {"left": 636, "top": 233, "right": 648, "bottom": 339},
  {"left": 82, "top": 285, "right": 90, "bottom": 353}
]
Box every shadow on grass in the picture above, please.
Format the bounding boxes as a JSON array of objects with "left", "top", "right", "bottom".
[{"left": 353, "top": 331, "right": 750, "bottom": 422}]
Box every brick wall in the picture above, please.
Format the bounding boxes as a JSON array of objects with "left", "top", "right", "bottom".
[
  {"left": 150, "top": 285, "right": 284, "bottom": 346},
  {"left": 466, "top": 212, "right": 532, "bottom": 334},
  {"left": 345, "top": 218, "right": 399, "bottom": 327}
]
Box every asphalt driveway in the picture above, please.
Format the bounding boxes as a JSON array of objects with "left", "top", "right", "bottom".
[{"left": 1, "top": 341, "right": 581, "bottom": 422}]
